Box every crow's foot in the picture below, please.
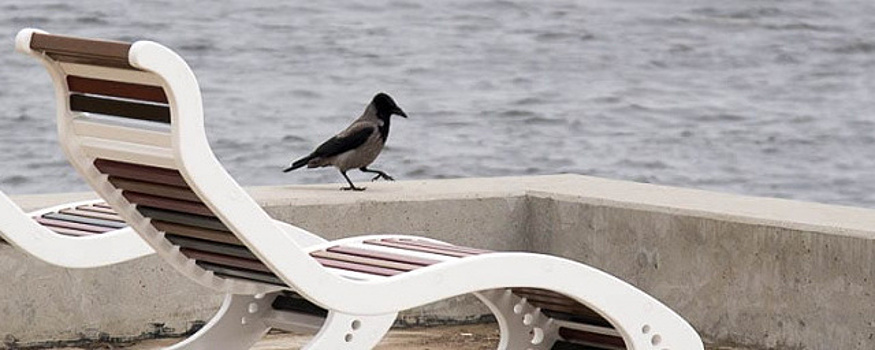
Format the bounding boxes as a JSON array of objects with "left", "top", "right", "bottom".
[{"left": 371, "top": 173, "right": 395, "bottom": 182}]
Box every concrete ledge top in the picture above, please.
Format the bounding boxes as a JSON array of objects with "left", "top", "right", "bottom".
[{"left": 11, "top": 174, "right": 875, "bottom": 240}]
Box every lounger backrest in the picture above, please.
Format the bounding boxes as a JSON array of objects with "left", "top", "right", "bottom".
[{"left": 17, "top": 29, "right": 327, "bottom": 295}]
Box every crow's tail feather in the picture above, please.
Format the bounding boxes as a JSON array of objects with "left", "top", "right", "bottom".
[{"left": 283, "top": 155, "right": 313, "bottom": 173}]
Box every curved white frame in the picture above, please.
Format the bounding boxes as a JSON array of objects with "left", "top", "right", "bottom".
[{"left": 17, "top": 28, "right": 703, "bottom": 349}]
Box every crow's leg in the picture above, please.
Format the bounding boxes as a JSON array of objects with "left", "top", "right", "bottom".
[
  {"left": 359, "top": 167, "right": 395, "bottom": 181},
  {"left": 339, "top": 170, "right": 366, "bottom": 191}
]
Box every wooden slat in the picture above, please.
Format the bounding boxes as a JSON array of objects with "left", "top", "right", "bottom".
[
  {"left": 551, "top": 340, "right": 613, "bottom": 350},
  {"left": 60, "top": 62, "right": 163, "bottom": 87},
  {"left": 181, "top": 248, "right": 271, "bottom": 273},
  {"left": 46, "top": 226, "right": 99, "bottom": 237},
  {"left": 94, "top": 158, "right": 188, "bottom": 187},
  {"left": 271, "top": 292, "right": 328, "bottom": 317},
  {"left": 363, "top": 239, "right": 471, "bottom": 258},
  {"left": 166, "top": 235, "right": 255, "bottom": 260},
  {"left": 42, "top": 212, "right": 127, "bottom": 229},
  {"left": 311, "top": 250, "right": 421, "bottom": 272},
  {"left": 199, "top": 262, "right": 285, "bottom": 286},
  {"left": 34, "top": 217, "right": 115, "bottom": 233},
  {"left": 137, "top": 207, "right": 229, "bottom": 232},
  {"left": 313, "top": 257, "right": 403, "bottom": 277},
  {"left": 70, "top": 94, "right": 170, "bottom": 123},
  {"left": 30, "top": 32, "right": 132, "bottom": 69},
  {"left": 109, "top": 177, "right": 201, "bottom": 202},
  {"left": 77, "top": 204, "right": 118, "bottom": 215},
  {"left": 67, "top": 76, "right": 167, "bottom": 103},
  {"left": 542, "top": 310, "right": 614, "bottom": 329},
  {"left": 530, "top": 301, "right": 603, "bottom": 320},
  {"left": 122, "top": 191, "right": 215, "bottom": 217},
  {"left": 513, "top": 288, "right": 613, "bottom": 328},
  {"left": 514, "top": 288, "right": 585, "bottom": 308},
  {"left": 153, "top": 221, "right": 242, "bottom": 246},
  {"left": 327, "top": 246, "right": 441, "bottom": 266},
  {"left": 558, "top": 328, "right": 626, "bottom": 349},
  {"left": 386, "top": 238, "right": 491, "bottom": 255},
  {"left": 59, "top": 208, "right": 125, "bottom": 222}
]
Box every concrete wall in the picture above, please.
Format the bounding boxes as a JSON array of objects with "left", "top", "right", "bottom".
[{"left": 3, "top": 175, "right": 875, "bottom": 349}]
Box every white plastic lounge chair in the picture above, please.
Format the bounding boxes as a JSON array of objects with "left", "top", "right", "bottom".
[
  {"left": 0, "top": 193, "right": 152, "bottom": 268},
  {"left": 17, "top": 28, "right": 703, "bottom": 350}
]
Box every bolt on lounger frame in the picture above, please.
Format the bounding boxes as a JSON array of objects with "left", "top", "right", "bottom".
[{"left": 17, "top": 28, "right": 703, "bottom": 350}]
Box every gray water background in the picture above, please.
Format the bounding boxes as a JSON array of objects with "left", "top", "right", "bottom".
[{"left": 1, "top": 0, "right": 874, "bottom": 208}]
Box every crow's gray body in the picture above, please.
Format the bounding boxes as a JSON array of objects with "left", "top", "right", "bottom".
[{"left": 283, "top": 93, "right": 407, "bottom": 191}]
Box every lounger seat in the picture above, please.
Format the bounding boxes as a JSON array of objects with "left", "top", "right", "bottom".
[
  {"left": 0, "top": 192, "right": 153, "bottom": 268},
  {"left": 31, "top": 201, "right": 125, "bottom": 236},
  {"left": 17, "top": 28, "right": 703, "bottom": 350}
]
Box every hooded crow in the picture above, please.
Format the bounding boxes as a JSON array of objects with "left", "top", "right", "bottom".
[{"left": 283, "top": 92, "right": 408, "bottom": 191}]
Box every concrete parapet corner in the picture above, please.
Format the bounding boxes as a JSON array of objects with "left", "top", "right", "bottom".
[{"left": 5, "top": 175, "right": 875, "bottom": 349}]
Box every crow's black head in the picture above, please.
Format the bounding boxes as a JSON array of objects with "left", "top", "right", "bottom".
[{"left": 372, "top": 92, "right": 408, "bottom": 119}]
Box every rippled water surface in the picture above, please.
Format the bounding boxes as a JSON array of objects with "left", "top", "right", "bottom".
[{"left": 1, "top": 0, "right": 874, "bottom": 208}]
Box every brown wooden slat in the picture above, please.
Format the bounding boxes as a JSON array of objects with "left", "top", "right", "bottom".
[
  {"left": 138, "top": 207, "right": 229, "bottom": 232},
  {"left": 313, "top": 257, "right": 403, "bottom": 277},
  {"left": 528, "top": 300, "right": 600, "bottom": 318},
  {"left": 122, "top": 191, "right": 215, "bottom": 217},
  {"left": 59, "top": 208, "right": 125, "bottom": 222},
  {"left": 271, "top": 292, "right": 328, "bottom": 317},
  {"left": 109, "top": 177, "right": 201, "bottom": 202},
  {"left": 364, "top": 239, "right": 471, "bottom": 258},
  {"left": 386, "top": 238, "right": 491, "bottom": 255},
  {"left": 327, "top": 246, "right": 441, "bottom": 266},
  {"left": 514, "top": 287, "right": 569, "bottom": 298},
  {"left": 34, "top": 217, "right": 115, "bottom": 233},
  {"left": 558, "top": 328, "right": 626, "bottom": 349},
  {"left": 93, "top": 203, "right": 113, "bottom": 209},
  {"left": 311, "top": 250, "right": 421, "bottom": 272},
  {"left": 76, "top": 204, "right": 118, "bottom": 215},
  {"left": 542, "top": 310, "right": 614, "bottom": 329},
  {"left": 153, "top": 221, "right": 242, "bottom": 246},
  {"left": 30, "top": 32, "right": 133, "bottom": 69},
  {"left": 551, "top": 340, "right": 618, "bottom": 350},
  {"left": 67, "top": 76, "right": 167, "bottom": 103},
  {"left": 169, "top": 236, "right": 256, "bottom": 260},
  {"left": 199, "top": 262, "right": 285, "bottom": 286},
  {"left": 46, "top": 226, "right": 98, "bottom": 237},
  {"left": 94, "top": 159, "right": 189, "bottom": 188},
  {"left": 517, "top": 293, "right": 584, "bottom": 309},
  {"left": 70, "top": 94, "right": 170, "bottom": 123},
  {"left": 181, "top": 248, "right": 271, "bottom": 273},
  {"left": 550, "top": 340, "right": 585, "bottom": 350},
  {"left": 513, "top": 288, "right": 612, "bottom": 328},
  {"left": 513, "top": 288, "right": 584, "bottom": 307},
  {"left": 43, "top": 212, "right": 127, "bottom": 229}
]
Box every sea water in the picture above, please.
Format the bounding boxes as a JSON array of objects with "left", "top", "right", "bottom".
[{"left": 1, "top": 0, "right": 873, "bottom": 208}]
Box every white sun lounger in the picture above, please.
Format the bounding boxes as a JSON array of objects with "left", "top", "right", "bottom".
[{"left": 16, "top": 28, "right": 703, "bottom": 350}]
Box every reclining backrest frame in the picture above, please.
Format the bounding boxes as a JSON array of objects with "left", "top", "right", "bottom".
[{"left": 15, "top": 29, "right": 335, "bottom": 298}]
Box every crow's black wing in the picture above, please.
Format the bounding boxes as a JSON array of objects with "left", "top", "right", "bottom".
[{"left": 311, "top": 125, "right": 375, "bottom": 158}]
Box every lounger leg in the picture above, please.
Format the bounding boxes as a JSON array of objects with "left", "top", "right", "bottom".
[
  {"left": 301, "top": 311, "right": 397, "bottom": 349},
  {"left": 475, "top": 289, "right": 561, "bottom": 350},
  {"left": 166, "top": 293, "right": 274, "bottom": 350}
]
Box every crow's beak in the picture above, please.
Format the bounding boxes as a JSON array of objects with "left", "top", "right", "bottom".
[{"left": 394, "top": 107, "right": 408, "bottom": 118}]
